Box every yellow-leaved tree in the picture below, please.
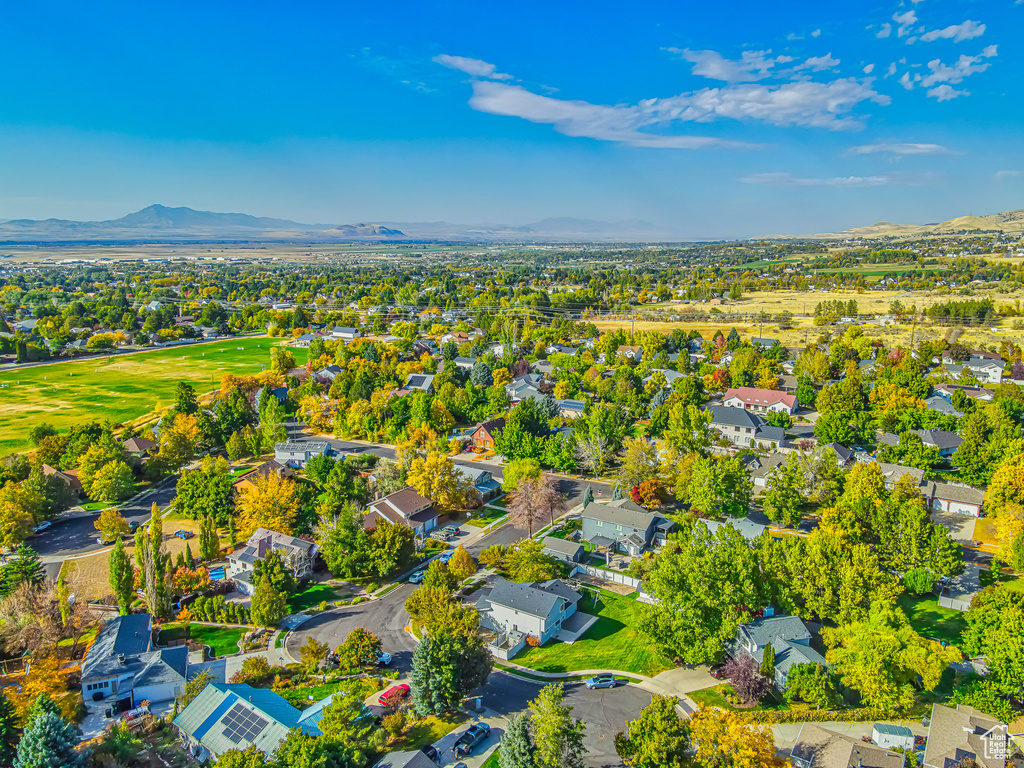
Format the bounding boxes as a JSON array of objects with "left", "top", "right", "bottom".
[
  {"left": 405, "top": 451, "right": 471, "bottom": 511},
  {"left": 689, "top": 706, "right": 786, "bottom": 768},
  {"left": 984, "top": 453, "right": 1024, "bottom": 571},
  {"left": 235, "top": 471, "right": 298, "bottom": 539}
]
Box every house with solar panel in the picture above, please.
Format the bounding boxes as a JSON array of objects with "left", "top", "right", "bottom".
[
  {"left": 226, "top": 528, "right": 319, "bottom": 596},
  {"left": 80, "top": 613, "right": 189, "bottom": 709},
  {"left": 173, "top": 682, "right": 341, "bottom": 761}
]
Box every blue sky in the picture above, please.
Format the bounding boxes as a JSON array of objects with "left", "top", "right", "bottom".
[{"left": 0, "top": 0, "right": 1020, "bottom": 237}]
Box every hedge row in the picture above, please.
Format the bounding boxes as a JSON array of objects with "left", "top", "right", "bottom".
[{"left": 731, "top": 706, "right": 908, "bottom": 725}]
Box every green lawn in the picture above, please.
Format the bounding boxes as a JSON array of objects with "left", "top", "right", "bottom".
[
  {"left": 389, "top": 712, "right": 468, "bottom": 752},
  {"left": 480, "top": 750, "right": 501, "bottom": 768},
  {"left": 288, "top": 584, "right": 342, "bottom": 613},
  {"left": 689, "top": 684, "right": 785, "bottom": 712},
  {"left": 512, "top": 590, "right": 672, "bottom": 677},
  {"left": 157, "top": 623, "right": 246, "bottom": 657},
  {"left": 980, "top": 569, "right": 1024, "bottom": 592},
  {"left": 464, "top": 506, "right": 507, "bottom": 528},
  {"left": 279, "top": 677, "right": 376, "bottom": 708},
  {"left": 0, "top": 335, "right": 305, "bottom": 454},
  {"left": 897, "top": 594, "right": 968, "bottom": 645}
]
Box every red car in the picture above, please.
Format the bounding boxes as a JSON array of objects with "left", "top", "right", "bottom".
[{"left": 378, "top": 684, "right": 410, "bottom": 707}]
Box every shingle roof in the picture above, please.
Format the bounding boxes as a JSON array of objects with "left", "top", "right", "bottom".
[
  {"left": 485, "top": 578, "right": 575, "bottom": 618},
  {"left": 699, "top": 517, "right": 768, "bottom": 542},
  {"left": 922, "top": 704, "right": 1007, "bottom": 768},
  {"left": 876, "top": 462, "right": 925, "bottom": 486},
  {"left": 122, "top": 437, "right": 158, "bottom": 453},
  {"left": 708, "top": 404, "right": 766, "bottom": 428},
  {"left": 582, "top": 499, "right": 657, "bottom": 530},
  {"left": 737, "top": 615, "right": 811, "bottom": 650},
  {"left": 134, "top": 646, "right": 189, "bottom": 687},
  {"left": 723, "top": 387, "right": 798, "bottom": 410},
  {"left": 82, "top": 614, "right": 153, "bottom": 681},
  {"left": 791, "top": 723, "right": 907, "bottom": 768},
  {"left": 926, "top": 481, "right": 985, "bottom": 505},
  {"left": 911, "top": 428, "right": 962, "bottom": 451},
  {"left": 371, "top": 751, "right": 439, "bottom": 768},
  {"left": 542, "top": 537, "right": 585, "bottom": 557}
]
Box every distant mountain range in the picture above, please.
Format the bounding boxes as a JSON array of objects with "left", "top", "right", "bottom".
[
  {"left": 0, "top": 204, "right": 682, "bottom": 242},
  {"left": 780, "top": 208, "right": 1024, "bottom": 240}
]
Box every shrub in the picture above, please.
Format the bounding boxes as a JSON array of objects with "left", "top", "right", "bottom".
[
  {"left": 525, "top": 635, "right": 541, "bottom": 648},
  {"left": 732, "top": 707, "right": 907, "bottom": 725},
  {"left": 902, "top": 567, "right": 937, "bottom": 595},
  {"left": 381, "top": 711, "right": 406, "bottom": 739}
]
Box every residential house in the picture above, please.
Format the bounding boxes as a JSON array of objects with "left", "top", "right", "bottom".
[
  {"left": 232, "top": 460, "right": 295, "bottom": 494},
  {"left": 922, "top": 704, "right": 1010, "bottom": 768},
  {"left": 912, "top": 428, "right": 963, "bottom": 458},
  {"left": 938, "top": 563, "right": 982, "bottom": 612},
  {"left": 541, "top": 537, "right": 586, "bottom": 564},
  {"left": 925, "top": 395, "right": 964, "bottom": 417},
  {"left": 750, "top": 337, "right": 781, "bottom": 349},
  {"left": 363, "top": 488, "right": 440, "bottom": 537},
  {"left": 314, "top": 365, "right": 343, "bottom": 384},
  {"left": 642, "top": 368, "right": 688, "bottom": 389},
  {"left": 821, "top": 442, "right": 854, "bottom": 468},
  {"left": 505, "top": 374, "right": 545, "bottom": 404},
  {"left": 293, "top": 333, "right": 320, "bottom": 348},
  {"left": 122, "top": 436, "right": 158, "bottom": 459},
  {"left": 452, "top": 356, "right": 477, "bottom": 370},
  {"left": 330, "top": 326, "right": 361, "bottom": 342},
  {"left": 875, "top": 461, "right": 925, "bottom": 488},
  {"left": 777, "top": 374, "right": 799, "bottom": 393},
  {"left": 616, "top": 345, "right": 643, "bottom": 362},
  {"left": 924, "top": 481, "right": 985, "bottom": 516},
  {"left": 740, "top": 453, "right": 787, "bottom": 490},
  {"left": 274, "top": 441, "right": 331, "bottom": 469},
  {"left": 227, "top": 528, "right": 318, "bottom": 595},
  {"left": 545, "top": 343, "right": 578, "bottom": 356},
  {"left": 477, "top": 578, "right": 592, "bottom": 659},
  {"left": 722, "top": 387, "right": 799, "bottom": 415},
  {"left": 371, "top": 752, "right": 439, "bottom": 768},
  {"left": 555, "top": 399, "right": 585, "bottom": 419},
  {"left": 707, "top": 406, "right": 786, "bottom": 451},
  {"left": 455, "top": 464, "right": 502, "bottom": 502},
  {"left": 731, "top": 614, "right": 827, "bottom": 691},
  {"left": 943, "top": 355, "right": 1004, "bottom": 385},
  {"left": 580, "top": 499, "right": 674, "bottom": 557},
  {"left": 403, "top": 373, "right": 435, "bottom": 394},
  {"left": 790, "top": 724, "right": 906, "bottom": 768},
  {"left": 81, "top": 613, "right": 188, "bottom": 708},
  {"left": 41, "top": 463, "right": 83, "bottom": 495},
  {"left": 470, "top": 418, "right": 505, "bottom": 452},
  {"left": 439, "top": 331, "right": 470, "bottom": 345},
  {"left": 933, "top": 382, "right": 994, "bottom": 403},
  {"left": 173, "top": 682, "right": 331, "bottom": 762},
  {"left": 698, "top": 517, "right": 768, "bottom": 543}
]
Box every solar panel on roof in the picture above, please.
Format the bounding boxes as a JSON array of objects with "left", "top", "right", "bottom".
[{"left": 219, "top": 702, "right": 269, "bottom": 744}]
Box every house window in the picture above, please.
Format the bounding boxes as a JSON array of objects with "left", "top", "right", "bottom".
[{"left": 595, "top": 520, "right": 603, "bottom": 527}]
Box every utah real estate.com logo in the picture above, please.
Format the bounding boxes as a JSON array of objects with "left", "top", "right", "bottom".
[{"left": 982, "top": 724, "right": 1010, "bottom": 761}]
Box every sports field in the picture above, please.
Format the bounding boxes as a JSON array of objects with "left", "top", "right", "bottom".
[{"left": 0, "top": 336, "right": 306, "bottom": 454}]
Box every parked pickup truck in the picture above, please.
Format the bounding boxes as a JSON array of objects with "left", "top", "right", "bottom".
[{"left": 453, "top": 723, "right": 491, "bottom": 757}]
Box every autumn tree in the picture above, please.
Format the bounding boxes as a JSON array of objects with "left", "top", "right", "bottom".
[
  {"left": 614, "top": 695, "right": 691, "bottom": 768},
  {"left": 235, "top": 471, "right": 299, "bottom": 539},
  {"left": 94, "top": 508, "right": 130, "bottom": 543},
  {"left": 336, "top": 628, "right": 382, "bottom": 668},
  {"left": 298, "top": 637, "right": 329, "bottom": 671},
  {"left": 448, "top": 546, "right": 477, "bottom": 580},
  {"left": 404, "top": 451, "right": 471, "bottom": 511},
  {"left": 505, "top": 538, "right": 559, "bottom": 583},
  {"left": 689, "top": 707, "right": 785, "bottom": 768},
  {"left": 762, "top": 458, "right": 804, "bottom": 528}
]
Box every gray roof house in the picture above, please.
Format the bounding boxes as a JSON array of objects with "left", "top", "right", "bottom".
[
  {"left": 330, "top": 326, "right": 361, "bottom": 341},
  {"left": 741, "top": 452, "right": 787, "bottom": 489},
  {"left": 698, "top": 517, "right": 768, "bottom": 543},
  {"left": 731, "top": 615, "right": 827, "bottom": 691},
  {"left": 371, "top": 751, "right": 439, "bottom": 768},
  {"left": 925, "top": 395, "right": 964, "bottom": 417},
  {"left": 455, "top": 464, "right": 502, "bottom": 501},
  {"left": 173, "top": 682, "right": 331, "bottom": 761},
  {"left": 790, "top": 724, "right": 906, "bottom": 768},
  {"left": 924, "top": 481, "right": 985, "bottom": 517},
  {"left": 876, "top": 461, "right": 925, "bottom": 488},
  {"left": 580, "top": 499, "right": 674, "bottom": 557},
  {"left": 363, "top": 487, "right": 440, "bottom": 537},
  {"left": 274, "top": 440, "right": 331, "bottom": 468},
  {"left": 878, "top": 429, "right": 962, "bottom": 458},
  {"left": 81, "top": 613, "right": 188, "bottom": 707},
  {"left": 707, "top": 405, "right": 785, "bottom": 450},
  {"left": 315, "top": 365, "right": 343, "bottom": 383},
  {"left": 477, "top": 578, "right": 592, "bottom": 659},
  {"left": 227, "top": 528, "right": 319, "bottom": 595},
  {"left": 922, "top": 704, "right": 1010, "bottom": 768},
  {"left": 541, "top": 536, "right": 586, "bottom": 564},
  {"left": 404, "top": 373, "right": 435, "bottom": 393}
]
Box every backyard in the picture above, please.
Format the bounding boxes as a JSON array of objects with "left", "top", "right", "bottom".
[
  {"left": 157, "top": 622, "right": 247, "bottom": 657},
  {"left": 512, "top": 590, "right": 672, "bottom": 677},
  {"left": 0, "top": 335, "right": 306, "bottom": 453},
  {"left": 896, "top": 593, "right": 968, "bottom": 645}
]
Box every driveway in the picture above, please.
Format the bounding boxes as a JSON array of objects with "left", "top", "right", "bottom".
[{"left": 651, "top": 666, "right": 718, "bottom": 694}]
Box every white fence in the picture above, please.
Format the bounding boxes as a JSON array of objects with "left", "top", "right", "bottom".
[{"left": 571, "top": 563, "right": 642, "bottom": 590}]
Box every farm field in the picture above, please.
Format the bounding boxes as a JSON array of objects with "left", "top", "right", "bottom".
[{"left": 0, "top": 336, "right": 305, "bottom": 454}]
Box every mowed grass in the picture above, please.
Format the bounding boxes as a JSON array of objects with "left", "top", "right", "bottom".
[
  {"left": 158, "top": 622, "right": 247, "bottom": 657},
  {"left": 512, "top": 590, "right": 672, "bottom": 677},
  {"left": 896, "top": 593, "right": 968, "bottom": 645},
  {"left": 287, "top": 584, "right": 342, "bottom": 613},
  {"left": 0, "top": 336, "right": 306, "bottom": 454}
]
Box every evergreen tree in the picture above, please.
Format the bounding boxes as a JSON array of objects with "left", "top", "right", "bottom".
[
  {"left": 6, "top": 546, "right": 43, "bottom": 592},
  {"left": 250, "top": 574, "right": 288, "bottom": 628},
  {"left": 108, "top": 537, "right": 135, "bottom": 615},
  {"left": 411, "top": 634, "right": 492, "bottom": 716},
  {"left": 0, "top": 690, "right": 17, "bottom": 768},
  {"left": 23, "top": 696, "right": 59, "bottom": 731},
  {"left": 198, "top": 516, "right": 220, "bottom": 562},
  {"left": 581, "top": 486, "right": 595, "bottom": 509},
  {"left": 184, "top": 543, "right": 194, "bottom": 568},
  {"left": 14, "top": 709, "right": 82, "bottom": 768},
  {"left": 760, "top": 642, "right": 776, "bottom": 680},
  {"left": 530, "top": 684, "right": 587, "bottom": 768},
  {"left": 499, "top": 712, "right": 535, "bottom": 768},
  {"left": 228, "top": 518, "right": 237, "bottom": 550}
]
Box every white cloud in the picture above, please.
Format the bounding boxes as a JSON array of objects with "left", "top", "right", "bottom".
[
  {"left": 849, "top": 141, "right": 952, "bottom": 155},
  {"left": 812, "top": 28, "right": 822, "bottom": 37},
  {"left": 995, "top": 170, "right": 1021, "bottom": 180},
  {"left": 433, "top": 54, "right": 511, "bottom": 80},
  {"left": 460, "top": 73, "right": 890, "bottom": 149},
  {"left": 740, "top": 172, "right": 899, "bottom": 187},
  {"left": 927, "top": 84, "right": 969, "bottom": 101},
  {"left": 863, "top": 64, "right": 875, "bottom": 74},
  {"left": 921, "top": 46, "right": 997, "bottom": 86},
  {"left": 792, "top": 53, "right": 841, "bottom": 72},
  {"left": 667, "top": 48, "right": 792, "bottom": 82},
  {"left": 885, "top": 62, "right": 898, "bottom": 77},
  {"left": 877, "top": 23, "right": 892, "bottom": 38},
  {"left": 920, "top": 20, "right": 985, "bottom": 43},
  {"left": 898, "top": 72, "right": 914, "bottom": 89},
  {"left": 894, "top": 10, "right": 918, "bottom": 37},
  {"left": 787, "top": 32, "right": 804, "bottom": 41}
]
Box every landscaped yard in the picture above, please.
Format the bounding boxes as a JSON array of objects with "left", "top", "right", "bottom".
[
  {"left": 388, "top": 712, "right": 468, "bottom": 753},
  {"left": 464, "top": 505, "right": 506, "bottom": 528},
  {"left": 980, "top": 568, "right": 1024, "bottom": 592},
  {"left": 278, "top": 676, "right": 377, "bottom": 708},
  {"left": 288, "top": 584, "right": 343, "bottom": 613},
  {"left": 157, "top": 623, "right": 247, "bottom": 657},
  {"left": 896, "top": 594, "right": 968, "bottom": 645},
  {"left": 688, "top": 683, "right": 785, "bottom": 713},
  {"left": 512, "top": 590, "right": 672, "bottom": 677}
]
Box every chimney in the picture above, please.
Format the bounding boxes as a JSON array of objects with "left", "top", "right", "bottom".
[{"left": 118, "top": 653, "right": 126, "bottom": 664}]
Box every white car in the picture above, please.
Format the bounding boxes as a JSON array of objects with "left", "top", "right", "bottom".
[
  {"left": 376, "top": 651, "right": 393, "bottom": 667},
  {"left": 408, "top": 570, "right": 426, "bottom": 584},
  {"left": 33, "top": 522, "right": 52, "bottom": 534}
]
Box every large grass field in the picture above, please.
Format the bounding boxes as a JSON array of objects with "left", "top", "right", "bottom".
[
  {"left": 0, "top": 336, "right": 306, "bottom": 454},
  {"left": 512, "top": 590, "right": 672, "bottom": 677}
]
